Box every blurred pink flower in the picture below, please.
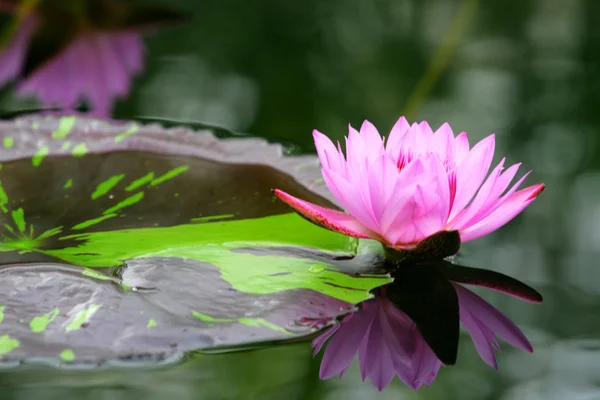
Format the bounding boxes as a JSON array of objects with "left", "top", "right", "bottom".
[
  {"left": 0, "top": 12, "right": 144, "bottom": 116},
  {"left": 274, "top": 118, "right": 544, "bottom": 250},
  {"left": 313, "top": 283, "right": 532, "bottom": 391}
]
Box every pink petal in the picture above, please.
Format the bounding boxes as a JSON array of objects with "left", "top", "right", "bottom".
[
  {"left": 366, "top": 154, "right": 400, "bottom": 224},
  {"left": 378, "top": 158, "right": 429, "bottom": 238},
  {"left": 454, "top": 284, "right": 533, "bottom": 352},
  {"left": 459, "top": 184, "right": 544, "bottom": 242},
  {"left": 458, "top": 302, "right": 499, "bottom": 368},
  {"left": 386, "top": 157, "right": 448, "bottom": 245},
  {"left": 17, "top": 29, "right": 144, "bottom": 116},
  {"left": 359, "top": 120, "right": 385, "bottom": 162},
  {"left": 386, "top": 116, "right": 410, "bottom": 158},
  {"left": 272, "top": 189, "right": 379, "bottom": 240},
  {"left": 450, "top": 158, "right": 506, "bottom": 230},
  {"left": 410, "top": 328, "right": 443, "bottom": 389},
  {"left": 418, "top": 121, "right": 434, "bottom": 138},
  {"left": 410, "top": 181, "right": 446, "bottom": 240},
  {"left": 313, "top": 129, "right": 345, "bottom": 175},
  {"left": 312, "top": 323, "right": 340, "bottom": 356},
  {"left": 400, "top": 123, "right": 428, "bottom": 157},
  {"left": 322, "top": 167, "right": 381, "bottom": 233},
  {"left": 450, "top": 134, "right": 496, "bottom": 220},
  {"left": 430, "top": 123, "right": 454, "bottom": 165},
  {"left": 345, "top": 125, "right": 368, "bottom": 174},
  {"left": 453, "top": 131, "right": 470, "bottom": 164},
  {"left": 358, "top": 306, "right": 396, "bottom": 391},
  {"left": 378, "top": 303, "right": 416, "bottom": 386},
  {"left": 319, "top": 304, "right": 376, "bottom": 379},
  {"left": 465, "top": 168, "right": 531, "bottom": 226},
  {"left": 457, "top": 162, "right": 522, "bottom": 228}
]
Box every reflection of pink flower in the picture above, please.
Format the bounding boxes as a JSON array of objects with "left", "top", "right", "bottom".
[
  {"left": 0, "top": 13, "right": 144, "bottom": 116},
  {"left": 275, "top": 118, "right": 544, "bottom": 250},
  {"left": 313, "top": 284, "right": 532, "bottom": 391}
]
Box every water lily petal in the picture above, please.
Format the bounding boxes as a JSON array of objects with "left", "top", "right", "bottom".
[
  {"left": 450, "top": 158, "right": 506, "bottom": 230},
  {"left": 460, "top": 162, "right": 522, "bottom": 227},
  {"left": 400, "top": 123, "right": 429, "bottom": 157},
  {"left": 453, "top": 131, "right": 470, "bottom": 164},
  {"left": 314, "top": 129, "right": 345, "bottom": 175},
  {"left": 319, "top": 303, "right": 377, "bottom": 379},
  {"left": 418, "top": 121, "right": 434, "bottom": 138},
  {"left": 386, "top": 116, "right": 410, "bottom": 158},
  {"left": 358, "top": 306, "right": 396, "bottom": 391},
  {"left": 360, "top": 120, "right": 385, "bottom": 163},
  {"left": 460, "top": 183, "right": 544, "bottom": 242},
  {"left": 312, "top": 323, "right": 340, "bottom": 356},
  {"left": 450, "top": 134, "right": 496, "bottom": 221},
  {"left": 411, "top": 326, "right": 443, "bottom": 389},
  {"left": 379, "top": 158, "right": 429, "bottom": 239},
  {"left": 430, "top": 123, "right": 454, "bottom": 165},
  {"left": 458, "top": 301, "right": 498, "bottom": 369},
  {"left": 322, "top": 167, "right": 381, "bottom": 233},
  {"left": 273, "top": 189, "right": 378, "bottom": 239},
  {"left": 453, "top": 284, "right": 533, "bottom": 352},
  {"left": 367, "top": 154, "right": 400, "bottom": 225}
]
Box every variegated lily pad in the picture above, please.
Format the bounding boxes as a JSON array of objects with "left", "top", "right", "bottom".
[{"left": 0, "top": 114, "right": 390, "bottom": 365}]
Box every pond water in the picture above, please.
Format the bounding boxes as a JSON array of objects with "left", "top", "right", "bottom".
[{"left": 1, "top": 0, "right": 599, "bottom": 399}]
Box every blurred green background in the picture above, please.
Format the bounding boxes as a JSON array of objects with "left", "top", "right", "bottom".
[{"left": 1, "top": 0, "right": 600, "bottom": 399}]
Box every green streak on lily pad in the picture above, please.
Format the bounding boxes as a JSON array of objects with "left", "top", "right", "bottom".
[
  {"left": 71, "top": 214, "right": 118, "bottom": 230},
  {"left": 51, "top": 116, "right": 76, "bottom": 139},
  {"left": 32, "top": 146, "right": 49, "bottom": 167},
  {"left": 147, "top": 318, "right": 157, "bottom": 328},
  {"left": 11, "top": 208, "right": 25, "bottom": 232},
  {"left": 125, "top": 172, "right": 155, "bottom": 192},
  {"left": 50, "top": 213, "right": 348, "bottom": 267},
  {"left": 72, "top": 143, "right": 88, "bottom": 157},
  {"left": 59, "top": 349, "right": 75, "bottom": 362},
  {"left": 3, "top": 137, "right": 14, "bottom": 149},
  {"left": 0, "top": 181, "right": 7, "bottom": 212},
  {"left": 64, "top": 179, "right": 73, "bottom": 189},
  {"left": 155, "top": 245, "right": 388, "bottom": 304},
  {"left": 114, "top": 124, "right": 139, "bottom": 143},
  {"left": 82, "top": 268, "right": 111, "bottom": 281},
  {"left": 103, "top": 192, "right": 144, "bottom": 215},
  {"left": 150, "top": 166, "right": 189, "bottom": 186},
  {"left": 0, "top": 305, "right": 4, "bottom": 324},
  {"left": 91, "top": 174, "right": 125, "bottom": 200},
  {"left": 192, "top": 312, "right": 288, "bottom": 333},
  {"left": 193, "top": 312, "right": 233, "bottom": 323},
  {"left": 0, "top": 335, "right": 19, "bottom": 355},
  {"left": 191, "top": 214, "right": 236, "bottom": 223},
  {"left": 30, "top": 308, "right": 60, "bottom": 333},
  {"left": 238, "top": 318, "right": 290, "bottom": 334},
  {"left": 46, "top": 214, "right": 390, "bottom": 303},
  {"left": 65, "top": 304, "right": 101, "bottom": 332}
]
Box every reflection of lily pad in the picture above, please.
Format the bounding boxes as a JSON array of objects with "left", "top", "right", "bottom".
[{"left": 0, "top": 114, "right": 390, "bottom": 365}]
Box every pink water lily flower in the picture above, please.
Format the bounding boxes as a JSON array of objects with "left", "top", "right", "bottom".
[
  {"left": 313, "top": 283, "right": 532, "bottom": 391},
  {"left": 274, "top": 118, "right": 544, "bottom": 250},
  {"left": 0, "top": 6, "right": 144, "bottom": 116}
]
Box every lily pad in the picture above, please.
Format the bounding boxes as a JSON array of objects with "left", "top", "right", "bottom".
[{"left": 0, "top": 114, "right": 390, "bottom": 365}]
